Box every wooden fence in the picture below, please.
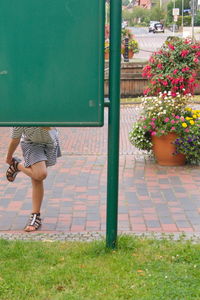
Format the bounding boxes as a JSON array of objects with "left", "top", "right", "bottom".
[{"left": 104, "top": 61, "right": 200, "bottom": 98}]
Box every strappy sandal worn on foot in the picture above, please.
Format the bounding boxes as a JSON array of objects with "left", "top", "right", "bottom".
[
  {"left": 6, "top": 157, "right": 21, "bottom": 182},
  {"left": 24, "top": 213, "right": 42, "bottom": 232}
]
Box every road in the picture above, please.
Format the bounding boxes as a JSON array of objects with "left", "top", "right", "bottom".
[{"left": 128, "top": 27, "right": 181, "bottom": 60}]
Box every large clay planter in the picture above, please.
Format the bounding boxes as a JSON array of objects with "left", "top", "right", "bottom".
[
  {"left": 105, "top": 52, "right": 109, "bottom": 60},
  {"left": 128, "top": 50, "right": 134, "bottom": 59},
  {"left": 122, "top": 50, "right": 134, "bottom": 59},
  {"left": 152, "top": 133, "right": 186, "bottom": 166}
]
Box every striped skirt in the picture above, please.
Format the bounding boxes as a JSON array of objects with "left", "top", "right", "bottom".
[{"left": 21, "top": 139, "right": 61, "bottom": 168}]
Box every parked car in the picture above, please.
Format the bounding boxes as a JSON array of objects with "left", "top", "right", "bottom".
[
  {"left": 149, "top": 21, "right": 159, "bottom": 32},
  {"left": 122, "top": 20, "right": 128, "bottom": 29},
  {"left": 153, "top": 22, "right": 164, "bottom": 33},
  {"left": 149, "top": 21, "right": 164, "bottom": 33}
]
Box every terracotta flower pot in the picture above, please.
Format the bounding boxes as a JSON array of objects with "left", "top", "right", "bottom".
[
  {"left": 128, "top": 50, "right": 134, "bottom": 59},
  {"left": 152, "top": 133, "right": 186, "bottom": 166},
  {"left": 105, "top": 52, "right": 109, "bottom": 60}
]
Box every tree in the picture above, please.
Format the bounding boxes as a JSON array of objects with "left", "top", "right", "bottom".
[
  {"left": 150, "top": 4, "right": 165, "bottom": 22},
  {"left": 122, "top": 7, "right": 149, "bottom": 25},
  {"left": 167, "top": 0, "right": 190, "bottom": 24}
]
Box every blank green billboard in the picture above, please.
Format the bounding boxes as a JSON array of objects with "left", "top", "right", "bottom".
[{"left": 0, "top": 0, "right": 105, "bottom": 126}]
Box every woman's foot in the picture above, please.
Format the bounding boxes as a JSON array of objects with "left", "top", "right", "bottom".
[
  {"left": 24, "top": 213, "right": 42, "bottom": 232},
  {"left": 6, "top": 157, "right": 21, "bottom": 182}
]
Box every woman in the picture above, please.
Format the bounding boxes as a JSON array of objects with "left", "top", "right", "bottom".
[{"left": 5, "top": 127, "right": 61, "bottom": 232}]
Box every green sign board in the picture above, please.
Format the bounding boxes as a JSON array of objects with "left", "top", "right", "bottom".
[{"left": 0, "top": 0, "right": 105, "bottom": 126}]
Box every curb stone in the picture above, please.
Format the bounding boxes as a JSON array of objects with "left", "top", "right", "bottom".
[{"left": 0, "top": 232, "right": 200, "bottom": 243}]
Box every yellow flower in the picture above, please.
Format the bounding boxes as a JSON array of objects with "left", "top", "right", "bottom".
[
  {"left": 193, "top": 114, "right": 197, "bottom": 119},
  {"left": 185, "top": 117, "right": 192, "bottom": 120},
  {"left": 190, "top": 120, "right": 195, "bottom": 125},
  {"left": 185, "top": 107, "right": 192, "bottom": 111},
  {"left": 182, "top": 123, "right": 187, "bottom": 128}
]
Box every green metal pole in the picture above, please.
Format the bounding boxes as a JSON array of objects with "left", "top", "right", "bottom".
[{"left": 106, "top": 0, "right": 122, "bottom": 249}]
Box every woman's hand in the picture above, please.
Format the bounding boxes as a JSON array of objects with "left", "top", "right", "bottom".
[{"left": 6, "top": 138, "right": 20, "bottom": 165}]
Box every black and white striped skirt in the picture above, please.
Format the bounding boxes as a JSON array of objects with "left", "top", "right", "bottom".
[{"left": 21, "top": 140, "right": 61, "bottom": 168}]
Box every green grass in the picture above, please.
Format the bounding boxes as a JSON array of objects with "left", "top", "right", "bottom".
[{"left": 0, "top": 235, "right": 200, "bottom": 300}]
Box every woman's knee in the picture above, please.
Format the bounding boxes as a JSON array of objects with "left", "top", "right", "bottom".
[
  {"left": 33, "top": 170, "right": 47, "bottom": 181},
  {"left": 31, "top": 162, "right": 47, "bottom": 181}
]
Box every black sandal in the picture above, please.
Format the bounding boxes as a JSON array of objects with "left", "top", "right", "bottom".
[
  {"left": 24, "top": 213, "right": 42, "bottom": 232},
  {"left": 6, "top": 157, "right": 21, "bottom": 182}
]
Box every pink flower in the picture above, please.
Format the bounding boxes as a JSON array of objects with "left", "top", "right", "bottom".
[
  {"left": 180, "top": 116, "right": 185, "bottom": 121},
  {"left": 185, "top": 128, "right": 189, "bottom": 132},
  {"left": 182, "top": 67, "right": 190, "bottom": 72},
  {"left": 173, "top": 69, "right": 178, "bottom": 74},
  {"left": 164, "top": 118, "right": 170, "bottom": 122},
  {"left": 193, "top": 57, "right": 199, "bottom": 63},
  {"left": 175, "top": 116, "right": 180, "bottom": 119},
  {"left": 143, "top": 126, "right": 147, "bottom": 129},
  {"left": 168, "top": 44, "right": 175, "bottom": 50},
  {"left": 152, "top": 118, "right": 156, "bottom": 121},
  {"left": 181, "top": 50, "right": 189, "bottom": 57},
  {"left": 150, "top": 122, "right": 155, "bottom": 128},
  {"left": 171, "top": 127, "right": 175, "bottom": 131},
  {"left": 157, "top": 64, "right": 163, "bottom": 69},
  {"left": 151, "top": 131, "right": 156, "bottom": 136},
  {"left": 161, "top": 130, "right": 165, "bottom": 134},
  {"left": 189, "top": 77, "right": 195, "bottom": 83},
  {"left": 143, "top": 88, "right": 151, "bottom": 95},
  {"left": 179, "top": 77, "right": 184, "bottom": 83},
  {"left": 149, "top": 56, "right": 155, "bottom": 63},
  {"left": 171, "top": 92, "right": 177, "bottom": 97},
  {"left": 171, "top": 120, "right": 175, "bottom": 124},
  {"left": 162, "top": 81, "right": 168, "bottom": 86}
]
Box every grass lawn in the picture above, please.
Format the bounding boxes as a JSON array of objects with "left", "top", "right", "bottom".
[{"left": 0, "top": 235, "right": 200, "bottom": 300}]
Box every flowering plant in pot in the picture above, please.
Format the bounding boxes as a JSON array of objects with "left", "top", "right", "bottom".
[
  {"left": 129, "top": 37, "right": 200, "bottom": 165},
  {"left": 104, "top": 39, "right": 109, "bottom": 59},
  {"left": 129, "top": 92, "right": 200, "bottom": 164},
  {"left": 121, "top": 39, "right": 139, "bottom": 58},
  {"left": 121, "top": 28, "right": 139, "bottom": 58}
]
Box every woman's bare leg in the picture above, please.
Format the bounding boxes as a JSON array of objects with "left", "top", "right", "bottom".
[
  {"left": 17, "top": 161, "right": 47, "bottom": 232},
  {"left": 17, "top": 161, "right": 47, "bottom": 181},
  {"left": 31, "top": 178, "right": 44, "bottom": 213}
]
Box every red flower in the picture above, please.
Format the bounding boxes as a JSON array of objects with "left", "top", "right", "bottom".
[
  {"left": 193, "top": 57, "right": 199, "bottom": 63},
  {"left": 173, "top": 69, "right": 178, "bottom": 74},
  {"left": 168, "top": 44, "right": 175, "bottom": 50},
  {"left": 182, "top": 67, "right": 190, "bottom": 72},
  {"left": 162, "top": 81, "right": 168, "bottom": 86},
  {"left": 171, "top": 92, "right": 177, "bottom": 97},
  {"left": 157, "top": 63, "right": 163, "bottom": 69},
  {"left": 181, "top": 50, "right": 189, "bottom": 57},
  {"left": 149, "top": 56, "right": 155, "bottom": 63},
  {"left": 143, "top": 88, "right": 151, "bottom": 95},
  {"left": 189, "top": 77, "right": 195, "bottom": 83}
]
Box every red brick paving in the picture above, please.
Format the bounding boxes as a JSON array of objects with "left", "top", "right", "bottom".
[{"left": 0, "top": 106, "right": 200, "bottom": 234}]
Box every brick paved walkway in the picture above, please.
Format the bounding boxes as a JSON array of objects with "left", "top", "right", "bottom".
[{"left": 0, "top": 105, "right": 200, "bottom": 234}]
